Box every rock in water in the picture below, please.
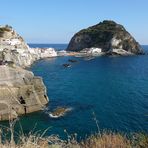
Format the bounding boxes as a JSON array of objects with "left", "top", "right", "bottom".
[
  {"left": 0, "top": 65, "right": 49, "bottom": 121},
  {"left": 49, "top": 107, "right": 72, "bottom": 118},
  {"left": 67, "top": 20, "right": 144, "bottom": 55}
]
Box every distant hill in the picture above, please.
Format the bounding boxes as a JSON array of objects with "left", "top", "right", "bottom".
[{"left": 67, "top": 20, "right": 144, "bottom": 54}]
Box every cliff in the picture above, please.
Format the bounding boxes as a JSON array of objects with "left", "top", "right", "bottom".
[
  {"left": 0, "top": 65, "right": 49, "bottom": 121},
  {"left": 0, "top": 25, "right": 52, "bottom": 121},
  {"left": 0, "top": 25, "right": 57, "bottom": 67},
  {"left": 67, "top": 20, "right": 144, "bottom": 55}
]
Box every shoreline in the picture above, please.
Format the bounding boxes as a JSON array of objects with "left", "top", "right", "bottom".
[
  {"left": 25, "top": 47, "right": 144, "bottom": 68},
  {"left": 0, "top": 46, "right": 145, "bottom": 121}
]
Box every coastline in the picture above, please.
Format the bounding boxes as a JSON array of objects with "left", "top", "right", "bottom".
[
  {"left": 0, "top": 43, "right": 145, "bottom": 121},
  {"left": 0, "top": 45, "right": 148, "bottom": 147}
]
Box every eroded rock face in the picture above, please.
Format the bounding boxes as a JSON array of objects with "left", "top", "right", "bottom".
[
  {"left": 0, "top": 65, "right": 49, "bottom": 121},
  {"left": 0, "top": 25, "right": 57, "bottom": 67},
  {"left": 0, "top": 25, "right": 28, "bottom": 48},
  {"left": 67, "top": 20, "right": 144, "bottom": 54},
  {"left": 0, "top": 25, "right": 52, "bottom": 121}
]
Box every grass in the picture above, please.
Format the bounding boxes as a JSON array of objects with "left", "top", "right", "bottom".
[
  {"left": 80, "top": 132, "right": 131, "bottom": 148},
  {"left": 0, "top": 117, "right": 147, "bottom": 147},
  {"left": 0, "top": 27, "right": 11, "bottom": 34}
]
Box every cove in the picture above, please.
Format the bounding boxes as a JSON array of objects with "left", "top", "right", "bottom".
[{"left": 1, "top": 44, "right": 148, "bottom": 140}]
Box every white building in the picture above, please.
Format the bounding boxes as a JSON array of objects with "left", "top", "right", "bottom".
[
  {"left": 40, "top": 48, "right": 57, "bottom": 58},
  {"left": 87, "top": 47, "right": 102, "bottom": 54},
  {"left": 4, "top": 39, "right": 21, "bottom": 46}
]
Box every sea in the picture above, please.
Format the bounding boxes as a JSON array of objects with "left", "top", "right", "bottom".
[{"left": 2, "top": 44, "right": 148, "bottom": 140}]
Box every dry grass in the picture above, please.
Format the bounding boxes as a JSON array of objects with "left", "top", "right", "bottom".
[
  {"left": 0, "top": 129, "right": 147, "bottom": 148},
  {"left": 80, "top": 132, "right": 131, "bottom": 148},
  {"left": 0, "top": 136, "right": 49, "bottom": 148},
  {"left": 0, "top": 118, "right": 147, "bottom": 148}
]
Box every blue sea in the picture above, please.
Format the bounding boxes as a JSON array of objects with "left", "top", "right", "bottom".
[{"left": 2, "top": 44, "right": 148, "bottom": 139}]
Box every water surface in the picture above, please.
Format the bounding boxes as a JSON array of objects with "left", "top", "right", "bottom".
[{"left": 2, "top": 44, "right": 148, "bottom": 139}]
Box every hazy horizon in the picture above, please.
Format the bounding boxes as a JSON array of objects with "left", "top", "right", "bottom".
[
  {"left": 28, "top": 43, "right": 148, "bottom": 46},
  {"left": 1, "top": 0, "right": 148, "bottom": 44}
]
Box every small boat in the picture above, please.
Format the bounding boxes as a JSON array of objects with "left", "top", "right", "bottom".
[
  {"left": 84, "top": 56, "right": 95, "bottom": 61},
  {"left": 63, "top": 64, "right": 71, "bottom": 68},
  {"left": 68, "top": 59, "right": 78, "bottom": 63}
]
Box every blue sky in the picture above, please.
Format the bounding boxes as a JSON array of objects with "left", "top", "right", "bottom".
[{"left": 0, "top": 0, "right": 148, "bottom": 44}]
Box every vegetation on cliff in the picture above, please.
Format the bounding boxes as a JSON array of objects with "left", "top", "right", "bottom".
[
  {"left": 0, "top": 25, "right": 12, "bottom": 37},
  {"left": 0, "top": 123, "right": 147, "bottom": 148},
  {"left": 67, "top": 20, "right": 143, "bottom": 54},
  {"left": 0, "top": 116, "right": 147, "bottom": 148}
]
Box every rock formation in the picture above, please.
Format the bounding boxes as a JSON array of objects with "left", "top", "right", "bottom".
[
  {"left": 0, "top": 25, "right": 57, "bottom": 67},
  {"left": 0, "top": 65, "right": 48, "bottom": 121},
  {"left": 0, "top": 25, "right": 52, "bottom": 121},
  {"left": 67, "top": 20, "right": 144, "bottom": 55}
]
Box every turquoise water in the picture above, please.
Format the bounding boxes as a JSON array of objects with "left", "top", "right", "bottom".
[{"left": 2, "top": 44, "right": 148, "bottom": 139}]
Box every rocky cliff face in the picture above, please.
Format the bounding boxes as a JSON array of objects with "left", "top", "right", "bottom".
[
  {"left": 0, "top": 25, "right": 51, "bottom": 121},
  {"left": 0, "top": 25, "right": 57, "bottom": 67},
  {"left": 67, "top": 20, "right": 144, "bottom": 54},
  {"left": 0, "top": 25, "right": 28, "bottom": 48},
  {"left": 0, "top": 65, "right": 49, "bottom": 121}
]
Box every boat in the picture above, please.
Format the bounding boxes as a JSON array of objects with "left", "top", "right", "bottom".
[
  {"left": 68, "top": 59, "right": 78, "bottom": 63},
  {"left": 63, "top": 64, "right": 71, "bottom": 68},
  {"left": 84, "top": 56, "right": 95, "bottom": 61}
]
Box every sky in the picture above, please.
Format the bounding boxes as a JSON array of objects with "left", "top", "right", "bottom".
[{"left": 0, "top": 0, "right": 148, "bottom": 44}]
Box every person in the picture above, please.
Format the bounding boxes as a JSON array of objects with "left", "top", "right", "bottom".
[{"left": 19, "top": 96, "right": 27, "bottom": 114}]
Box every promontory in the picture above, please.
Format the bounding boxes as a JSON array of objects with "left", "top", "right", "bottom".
[
  {"left": 67, "top": 20, "right": 144, "bottom": 55},
  {"left": 0, "top": 25, "right": 58, "bottom": 121}
]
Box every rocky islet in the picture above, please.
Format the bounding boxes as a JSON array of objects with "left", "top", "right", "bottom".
[{"left": 67, "top": 20, "right": 144, "bottom": 55}]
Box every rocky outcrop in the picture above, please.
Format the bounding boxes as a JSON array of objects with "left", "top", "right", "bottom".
[
  {"left": 0, "top": 25, "right": 52, "bottom": 121},
  {"left": 0, "top": 65, "right": 49, "bottom": 121},
  {"left": 48, "top": 107, "right": 73, "bottom": 118},
  {"left": 67, "top": 20, "right": 144, "bottom": 55},
  {"left": 0, "top": 25, "right": 28, "bottom": 49},
  {"left": 0, "top": 25, "right": 57, "bottom": 67}
]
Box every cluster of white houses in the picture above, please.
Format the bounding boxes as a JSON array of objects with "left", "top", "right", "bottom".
[{"left": 1, "top": 38, "right": 21, "bottom": 46}]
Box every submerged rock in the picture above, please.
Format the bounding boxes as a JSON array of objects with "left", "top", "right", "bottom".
[
  {"left": 67, "top": 20, "right": 144, "bottom": 55},
  {"left": 0, "top": 65, "right": 49, "bottom": 121},
  {"left": 49, "top": 107, "right": 72, "bottom": 118}
]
